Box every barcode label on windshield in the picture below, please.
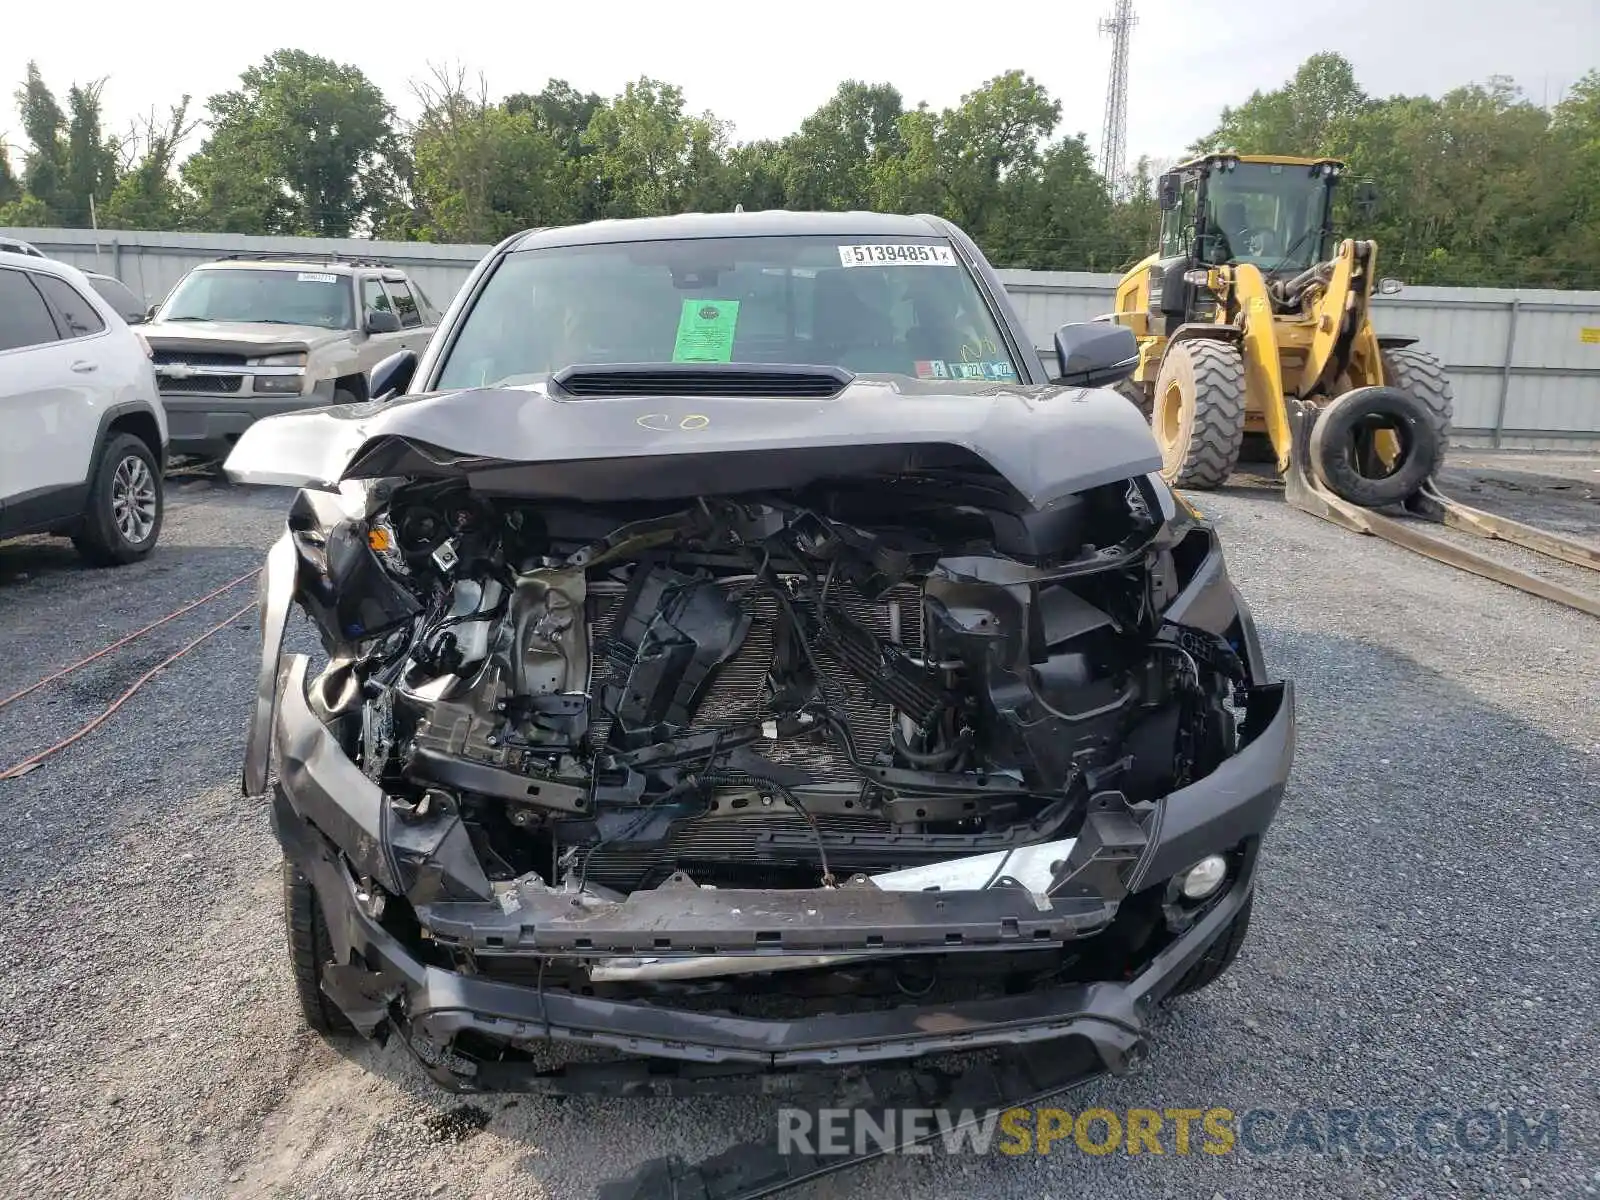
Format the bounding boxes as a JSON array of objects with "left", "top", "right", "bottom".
[
  {"left": 297, "top": 272, "right": 339, "bottom": 283},
  {"left": 838, "top": 244, "right": 957, "bottom": 267}
]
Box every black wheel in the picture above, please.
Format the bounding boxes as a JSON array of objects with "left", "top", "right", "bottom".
[
  {"left": 1151, "top": 340, "right": 1247, "bottom": 490},
  {"left": 1169, "top": 891, "right": 1254, "bottom": 997},
  {"left": 281, "top": 857, "right": 354, "bottom": 1035},
  {"left": 72, "top": 432, "right": 164, "bottom": 566},
  {"left": 1113, "top": 376, "right": 1152, "bottom": 419},
  {"left": 1309, "top": 384, "right": 1443, "bottom": 509},
  {"left": 1381, "top": 346, "right": 1453, "bottom": 450}
]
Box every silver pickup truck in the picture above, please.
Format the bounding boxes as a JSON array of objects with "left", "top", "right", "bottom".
[{"left": 140, "top": 254, "right": 441, "bottom": 460}]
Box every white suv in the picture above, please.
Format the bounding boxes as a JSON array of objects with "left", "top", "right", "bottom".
[{"left": 0, "top": 251, "right": 170, "bottom": 565}]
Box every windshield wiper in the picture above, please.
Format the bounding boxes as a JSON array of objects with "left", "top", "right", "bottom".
[{"left": 1262, "top": 227, "right": 1321, "bottom": 277}]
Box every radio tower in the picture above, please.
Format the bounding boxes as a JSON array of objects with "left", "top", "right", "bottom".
[{"left": 1098, "top": 0, "right": 1137, "bottom": 195}]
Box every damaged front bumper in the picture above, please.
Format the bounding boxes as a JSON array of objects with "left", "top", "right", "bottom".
[{"left": 267, "top": 636, "right": 1294, "bottom": 1091}]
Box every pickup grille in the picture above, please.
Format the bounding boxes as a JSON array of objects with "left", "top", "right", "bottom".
[
  {"left": 153, "top": 350, "right": 249, "bottom": 368},
  {"left": 159, "top": 374, "right": 243, "bottom": 394}
]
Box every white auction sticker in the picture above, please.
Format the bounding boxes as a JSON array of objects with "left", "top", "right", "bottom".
[
  {"left": 297, "top": 272, "right": 339, "bottom": 283},
  {"left": 837, "top": 244, "right": 957, "bottom": 267}
]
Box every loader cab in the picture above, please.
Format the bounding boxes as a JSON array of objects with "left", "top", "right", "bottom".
[{"left": 1149, "top": 154, "right": 1343, "bottom": 333}]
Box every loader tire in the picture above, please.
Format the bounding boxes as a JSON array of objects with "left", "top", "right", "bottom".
[
  {"left": 1114, "top": 376, "right": 1153, "bottom": 419},
  {"left": 1152, "top": 340, "right": 1246, "bottom": 490},
  {"left": 1381, "top": 346, "right": 1454, "bottom": 450},
  {"left": 1309, "top": 385, "right": 1443, "bottom": 509}
]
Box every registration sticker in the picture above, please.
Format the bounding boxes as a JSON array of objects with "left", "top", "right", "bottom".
[
  {"left": 838, "top": 244, "right": 957, "bottom": 268},
  {"left": 914, "top": 360, "right": 951, "bottom": 379},
  {"left": 297, "top": 272, "right": 339, "bottom": 283},
  {"left": 951, "top": 362, "right": 989, "bottom": 380}
]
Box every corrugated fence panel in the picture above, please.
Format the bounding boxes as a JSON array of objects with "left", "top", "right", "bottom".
[{"left": 6, "top": 227, "right": 1599, "bottom": 448}]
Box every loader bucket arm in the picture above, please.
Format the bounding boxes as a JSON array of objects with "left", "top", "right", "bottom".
[
  {"left": 1299, "top": 239, "right": 1374, "bottom": 398},
  {"left": 1231, "top": 263, "right": 1292, "bottom": 472}
]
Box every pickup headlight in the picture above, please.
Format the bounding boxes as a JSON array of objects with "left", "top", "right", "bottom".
[
  {"left": 255, "top": 376, "right": 305, "bottom": 394},
  {"left": 247, "top": 352, "right": 308, "bottom": 367}
]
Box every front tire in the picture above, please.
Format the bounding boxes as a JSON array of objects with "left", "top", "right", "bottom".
[
  {"left": 282, "top": 857, "right": 354, "bottom": 1036},
  {"left": 1114, "top": 376, "right": 1153, "bottom": 419},
  {"left": 1152, "top": 340, "right": 1247, "bottom": 490},
  {"left": 1169, "top": 891, "right": 1254, "bottom": 997},
  {"left": 1381, "top": 346, "right": 1453, "bottom": 450},
  {"left": 72, "top": 432, "right": 163, "bottom": 566}
]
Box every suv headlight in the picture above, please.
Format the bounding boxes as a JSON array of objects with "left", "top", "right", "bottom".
[{"left": 247, "top": 352, "right": 307, "bottom": 367}]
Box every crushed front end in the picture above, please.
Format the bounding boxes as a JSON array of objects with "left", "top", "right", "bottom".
[{"left": 249, "top": 459, "right": 1293, "bottom": 1091}]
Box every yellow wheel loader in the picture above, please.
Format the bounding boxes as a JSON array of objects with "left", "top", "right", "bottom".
[{"left": 1107, "top": 153, "right": 1600, "bottom": 616}]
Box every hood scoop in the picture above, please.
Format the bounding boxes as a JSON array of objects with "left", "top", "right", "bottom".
[{"left": 552, "top": 362, "right": 852, "bottom": 399}]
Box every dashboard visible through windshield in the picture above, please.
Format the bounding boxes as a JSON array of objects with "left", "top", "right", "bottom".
[
  {"left": 434, "top": 235, "right": 1021, "bottom": 389},
  {"left": 159, "top": 268, "right": 354, "bottom": 329}
]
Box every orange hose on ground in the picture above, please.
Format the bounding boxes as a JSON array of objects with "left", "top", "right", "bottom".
[
  {"left": 0, "top": 600, "right": 256, "bottom": 781},
  {"left": 0, "top": 568, "right": 259, "bottom": 714}
]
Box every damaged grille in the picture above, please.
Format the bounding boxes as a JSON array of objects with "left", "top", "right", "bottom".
[{"left": 587, "top": 578, "right": 923, "bottom": 782}]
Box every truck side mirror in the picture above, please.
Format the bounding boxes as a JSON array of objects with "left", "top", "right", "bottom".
[
  {"left": 1157, "top": 173, "right": 1180, "bottom": 212},
  {"left": 1352, "top": 180, "right": 1381, "bottom": 220}
]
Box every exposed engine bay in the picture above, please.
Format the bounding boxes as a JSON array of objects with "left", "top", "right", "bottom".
[{"left": 287, "top": 469, "right": 1251, "bottom": 898}]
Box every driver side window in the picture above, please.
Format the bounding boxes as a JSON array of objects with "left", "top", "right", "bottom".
[{"left": 361, "top": 278, "right": 392, "bottom": 318}]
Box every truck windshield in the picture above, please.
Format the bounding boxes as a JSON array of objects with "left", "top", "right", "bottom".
[
  {"left": 435, "top": 235, "right": 1020, "bottom": 389},
  {"left": 1200, "top": 163, "right": 1331, "bottom": 272},
  {"left": 160, "top": 267, "right": 353, "bottom": 329}
]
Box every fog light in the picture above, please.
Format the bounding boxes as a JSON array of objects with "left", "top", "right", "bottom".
[{"left": 1179, "top": 855, "right": 1228, "bottom": 900}]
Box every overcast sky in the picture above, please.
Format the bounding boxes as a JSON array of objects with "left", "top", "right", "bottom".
[{"left": 2, "top": 0, "right": 1595, "bottom": 172}]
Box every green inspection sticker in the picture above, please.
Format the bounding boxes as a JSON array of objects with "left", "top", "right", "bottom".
[{"left": 672, "top": 299, "right": 740, "bottom": 362}]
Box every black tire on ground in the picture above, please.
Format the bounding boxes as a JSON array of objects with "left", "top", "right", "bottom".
[
  {"left": 1168, "top": 891, "right": 1254, "bottom": 998},
  {"left": 72, "top": 432, "right": 164, "bottom": 566},
  {"left": 1151, "top": 340, "right": 1247, "bottom": 490},
  {"left": 1381, "top": 345, "right": 1454, "bottom": 450},
  {"left": 1308, "top": 384, "right": 1443, "bottom": 509},
  {"left": 1113, "top": 376, "right": 1152, "bottom": 419},
  {"left": 281, "top": 857, "right": 354, "bottom": 1035}
]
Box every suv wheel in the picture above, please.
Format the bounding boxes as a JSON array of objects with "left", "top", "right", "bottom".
[
  {"left": 73, "top": 432, "right": 164, "bottom": 566},
  {"left": 282, "top": 857, "right": 355, "bottom": 1035}
]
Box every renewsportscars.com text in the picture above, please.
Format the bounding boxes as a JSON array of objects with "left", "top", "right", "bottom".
[{"left": 777, "top": 1105, "right": 1563, "bottom": 1158}]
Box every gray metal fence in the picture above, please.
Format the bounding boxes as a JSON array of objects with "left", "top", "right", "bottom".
[{"left": 10, "top": 226, "right": 1599, "bottom": 450}]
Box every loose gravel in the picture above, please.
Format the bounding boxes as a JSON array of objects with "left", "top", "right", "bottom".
[{"left": 0, "top": 458, "right": 1595, "bottom": 1200}]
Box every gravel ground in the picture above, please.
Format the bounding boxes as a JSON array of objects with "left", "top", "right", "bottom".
[{"left": 0, "top": 457, "right": 1596, "bottom": 1200}]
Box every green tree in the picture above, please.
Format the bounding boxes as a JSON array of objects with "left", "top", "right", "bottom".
[
  {"left": 61, "top": 81, "right": 121, "bottom": 227},
  {"left": 0, "top": 138, "right": 20, "bottom": 208},
  {"left": 14, "top": 62, "right": 69, "bottom": 222},
  {"left": 103, "top": 100, "right": 196, "bottom": 231},
  {"left": 583, "top": 78, "right": 728, "bottom": 218},
  {"left": 183, "top": 50, "right": 402, "bottom": 236},
  {"left": 405, "top": 67, "right": 578, "bottom": 242},
  {"left": 872, "top": 72, "right": 1061, "bottom": 243},
  {"left": 780, "top": 81, "right": 904, "bottom": 211},
  {"left": 1193, "top": 52, "right": 1369, "bottom": 155}
]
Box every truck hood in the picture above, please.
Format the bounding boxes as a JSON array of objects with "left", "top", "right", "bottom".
[
  {"left": 140, "top": 320, "right": 344, "bottom": 355},
  {"left": 221, "top": 375, "right": 1163, "bottom": 510}
]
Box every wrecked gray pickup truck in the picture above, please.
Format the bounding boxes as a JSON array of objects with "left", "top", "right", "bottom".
[{"left": 225, "top": 211, "right": 1294, "bottom": 1109}]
